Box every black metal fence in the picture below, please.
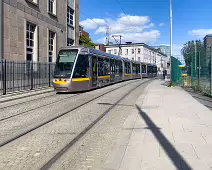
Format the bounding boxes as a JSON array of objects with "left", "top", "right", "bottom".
[{"left": 0, "top": 60, "right": 55, "bottom": 95}]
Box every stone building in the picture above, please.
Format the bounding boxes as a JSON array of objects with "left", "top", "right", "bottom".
[{"left": 1, "top": 0, "right": 80, "bottom": 62}]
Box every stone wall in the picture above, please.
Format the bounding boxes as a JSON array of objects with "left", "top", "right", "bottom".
[{"left": 3, "top": 0, "right": 67, "bottom": 62}]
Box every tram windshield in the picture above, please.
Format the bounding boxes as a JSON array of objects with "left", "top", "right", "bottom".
[{"left": 54, "top": 49, "right": 78, "bottom": 78}]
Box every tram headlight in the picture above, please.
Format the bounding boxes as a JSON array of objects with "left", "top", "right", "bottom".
[{"left": 53, "top": 79, "right": 58, "bottom": 83}]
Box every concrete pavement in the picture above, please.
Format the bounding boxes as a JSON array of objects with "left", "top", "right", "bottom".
[{"left": 100, "top": 80, "right": 212, "bottom": 170}]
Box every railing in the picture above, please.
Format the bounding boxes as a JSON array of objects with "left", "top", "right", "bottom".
[{"left": 0, "top": 60, "right": 55, "bottom": 95}]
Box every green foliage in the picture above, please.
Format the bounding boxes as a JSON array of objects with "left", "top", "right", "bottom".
[
  {"left": 168, "top": 82, "right": 177, "bottom": 87},
  {"left": 181, "top": 40, "right": 206, "bottom": 75},
  {"left": 80, "top": 35, "right": 95, "bottom": 48}
]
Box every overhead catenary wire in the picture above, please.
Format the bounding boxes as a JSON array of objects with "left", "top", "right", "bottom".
[
  {"left": 115, "top": 0, "right": 134, "bottom": 27},
  {"left": 81, "top": 12, "right": 102, "bottom": 28}
]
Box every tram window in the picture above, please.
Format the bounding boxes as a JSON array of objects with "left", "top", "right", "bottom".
[
  {"left": 54, "top": 50, "right": 78, "bottom": 77},
  {"left": 115, "top": 60, "right": 119, "bottom": 75},
  {"left": 119, "top": 61, "right": 123, "bottom": 74},
  {"left": 133, "top": 64, "right": 136, "bottom": 74},
  {"left": 142, "top": 65, "right": 146, "bottom": 73},
  {"left": 137, "top": 64, "right": 140, "bottom": 73},
  {"left": 98, "top": 57, "right": 104, "bottom": 76},
  {"left": 125, "top": 62, "right": 131, "bottom": 74},
  {"left": 147, "top": 66, "right": 152, "bottom": 73},
  {"left": 104, "top": 58, "right": 110, "bottom": 75},
  {"left": 73, "top": 55, "right": 89, "bottom": 78},
  {"left": 110, "top": 59, "right": 115, "bottom": 72}
]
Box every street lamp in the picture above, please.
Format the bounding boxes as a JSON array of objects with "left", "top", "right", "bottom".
[
  {"left": 170, "top": 0, "right": 173, "bottom": 81},
  {"left": 0, "top": 0, "right": 3, "bottom": 61}
]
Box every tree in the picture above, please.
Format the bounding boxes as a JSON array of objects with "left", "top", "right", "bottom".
[
  {"left": 181, "top": 40, "right": 206, "bottom": 75},
  {"left": 79, "top": 35, "right": 95, "bottom": 48}
]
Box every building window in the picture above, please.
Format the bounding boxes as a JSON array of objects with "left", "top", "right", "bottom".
[
  {"left": 114, "top": 49, "right": 117, "bottom": 54},
  {"left": 67, "top": 7, "right": 74, "bottom": 26},
  {"left": 49, "top": 0, "right": 56, "bottom": 15},
  {"left": 138, "top": 48, "right": 141, "bottom": 54},
  {"left": 132, "top": 57, "right": 134, "bottom": 60},
  {"left": 108, "top": 50, "right": 112, "bottom": 54},
  {"left": 26, "top": 22, "right": 36, "bottom": 61},
  {"left": 132, "top": 49, "right": 135, "bottom": 54},
  {"left": 67, "top": 38, "right": 74, "bottom": 46},
  {"left": 138, "top": 57, "right": 141, "bottom": 61},
  {"left": 26, "top": 0, "right": 38, "bottom": 5},
  {"left": 49, "top": 31, "right": 55, "bottom": 62}
]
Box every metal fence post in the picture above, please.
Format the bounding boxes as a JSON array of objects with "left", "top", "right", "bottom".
[
  {"left": 3, "top": 60, "right": 6, "bottom": 95},
  {"left": 48, "top": 63, "right": 51, "bottom": 87},
  {"left": 30, "top": 61, "right": 33, "bottom": 90}
]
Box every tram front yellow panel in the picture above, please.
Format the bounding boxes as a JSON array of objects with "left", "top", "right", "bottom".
[{"left": 53, "top": 79, "right": 69, "bottom": 85}]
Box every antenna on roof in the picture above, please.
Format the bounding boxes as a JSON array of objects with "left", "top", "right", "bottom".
[{"left": 105, "top": 26, "right": 110, "bottom": 45}]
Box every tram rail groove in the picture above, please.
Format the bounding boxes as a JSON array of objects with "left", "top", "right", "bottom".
[
  {"left": 0, "top": 93, "right": 80, "bottom": 122},
  {"left": 0, "top": 92, "right": 57, "bottom": 110},
  {"left": 40, "top": 79, "right": 151, "bottom": 170},
  {"left": 0, "top": 89, "right": 55, "bottom": 104},
  {"left": 0, "top": 79, "right": 150, "bottom": 148}
]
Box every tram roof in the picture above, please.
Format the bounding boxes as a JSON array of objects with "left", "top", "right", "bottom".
[
  {"left": 58, "top": 46, "right": 122, "bottom": 60},
  {"left": 58, "top": 46, "right": 157, "bottom": 66},
  {"left": 88, "top": 48, "right": 122, "bottom": 60}
]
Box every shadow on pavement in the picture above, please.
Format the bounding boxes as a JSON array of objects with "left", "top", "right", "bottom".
[
  {"left": 135, "top": 104, "right": 192, "bottom": 170},
  {"left": 98, "top": 102, "right": 134, "bottom": 107}
]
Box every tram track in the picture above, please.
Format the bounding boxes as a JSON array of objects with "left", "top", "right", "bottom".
[
  {"left": 0, "top": 92, "right": 57, "bottom": 109},
  {"left": 0, "top": 89, "right": 55, "bottom": 104},
  {"left": 40, "top": 79, "right": 151, "bottom": 170},
  {"left": 0, "top": 79, "right": 150, "bottom": 148},
  {"left": 0, "top": 93, "right": 80, "bottom": 122}
]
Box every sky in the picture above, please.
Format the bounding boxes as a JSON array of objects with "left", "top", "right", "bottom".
[{"left": 80, "top": 0, "right": 212, "bottom": 55}]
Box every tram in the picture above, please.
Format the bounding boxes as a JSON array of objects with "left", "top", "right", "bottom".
[{"left": 53, "top": 46, "right": 157, "bottom": 92}]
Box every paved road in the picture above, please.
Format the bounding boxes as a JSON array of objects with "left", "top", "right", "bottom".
[
  {"left": 2, "top": 79, "right": 211, "bottom": 170},
  {"left": 0, "top": 79, "right": 151, "bottom": 170}
]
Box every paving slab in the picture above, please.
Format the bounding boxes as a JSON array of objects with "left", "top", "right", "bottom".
[{"left": 100, "top": 80, "right": 212, "bottom": 170}]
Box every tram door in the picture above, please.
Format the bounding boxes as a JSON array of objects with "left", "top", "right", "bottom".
[
  {"left": 92, "top": 56, "right": 98, "bottom": 87},
  {"left": 110, "top": 59, "right": 115, "bottom": 82}
]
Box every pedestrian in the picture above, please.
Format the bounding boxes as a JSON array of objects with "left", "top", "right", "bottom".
[{"left": 163, "top": 70, "right": 165, "bottom": 79}]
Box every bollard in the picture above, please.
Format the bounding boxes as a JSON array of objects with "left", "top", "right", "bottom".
[
  {"left": 48, "top": 63, "right": 51, "bottom": 87},
  {"left": 3, "top": 60, "right": 6, "bottom": 95}
]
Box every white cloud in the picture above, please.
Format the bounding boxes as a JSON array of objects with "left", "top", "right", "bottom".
[
  {"left": 188, "top": 29, "right": 212, "bottom": 38},
  {"left": 97, "top": 30, "right": 160, "bottom": 44},
  {"left": 80, "top": 18, "right": 106, "bottom": 30},
  {"left": 173, "top": 44, "right": 183, "bottom": 55},
  {"left": 159, "top": 23, "right": 165, "bottom": 27},
  {"left": 81, "top": 13, "right": 160, "bottom": 44},
  {"left": 118, "top": 14, "right": 150, "bottom": 26},
  {"left": 154, "top": 44, "right": 183, "bottom": 55}
]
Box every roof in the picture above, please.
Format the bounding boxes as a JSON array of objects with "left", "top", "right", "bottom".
[
  {"left": 105, "top": 43, "right": 167, "bottom": 57},
  {"left": 204, "top": 34, "right": 212, "bottom": 39}
]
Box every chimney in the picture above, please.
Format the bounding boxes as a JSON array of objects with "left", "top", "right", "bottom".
[{"left": 126, "top": 42, "right": 132, "bottom": 44}]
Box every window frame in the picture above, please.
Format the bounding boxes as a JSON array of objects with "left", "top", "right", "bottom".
[
  {"left": 26, "top": 0, "right": 38, "bottom": 6},
  {"left": 48, "top": 30, "right": 56, "bottom": 63},
  {"left": 67, "top": 38, "right": 74, "bottom": 46},
  {"left": 26, "top": 22, "right": 36, "bottom": 62},
  {"left": 137, "top": 48, "right": 141, "bottom": 54},
  {"left": 67, "top": 7, "right": 74, "bottom": 26},
  {"left": 48, "top": 0, "right": 57, "bottom": 15}
]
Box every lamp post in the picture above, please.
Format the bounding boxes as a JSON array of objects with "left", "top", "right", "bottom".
[
  {"left": 0, "top": 0, "right": 3, "bottom": 61},
  {"left": 170, "top": 0, "right": 173, "bottom": 81}
]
